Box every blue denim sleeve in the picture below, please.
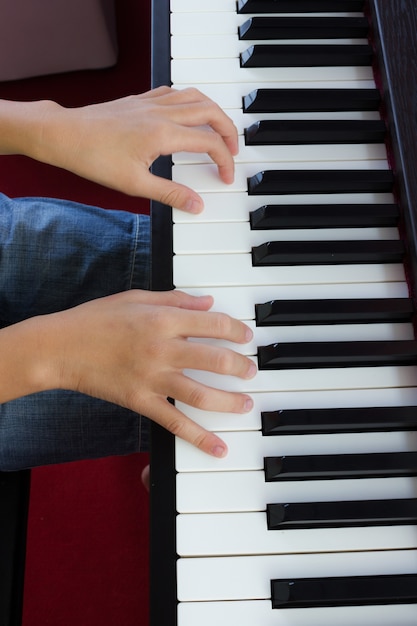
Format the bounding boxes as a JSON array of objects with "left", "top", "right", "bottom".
[{"left": 0, "top": 193, "right": 150, "bottom": 470}]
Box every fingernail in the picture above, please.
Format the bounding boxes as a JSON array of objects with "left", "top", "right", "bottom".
[
  {"left": 244, "top": 396, "right": 253, "bottom": 412},
  {"left": 246, "top": 361, "right": 257, "bottom": 379},
  {"left": 184, "top": 198, "right": 203, "bottom": 214},
  {"left": 245, "top": 326, "right": 253, "bottom": 342},
  {"left": 212, "top": 445, "right": 227, "bottom": 458}
]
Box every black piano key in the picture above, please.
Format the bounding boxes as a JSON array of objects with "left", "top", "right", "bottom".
[
  {"left": 261, "top": 406, "right": 417, "bottom": 435},
  {"left": 249, "top": 204, "right": 399, "bottom": 229},
  {"left": 264, "top": 451, "right": 417, "bottom": 481},
  {"left": 255, "top": 297, "right": 413, "bottom": 325},
  {"left": 238, "top": 17, "right": 369, "bottom": 40},
  {"left": 257, "top": 339, "right": 417, "bottom": 369},
  {"left": 270, "top": 574, "right": 417, "bottom": 609},
  {"left": 252, "top": 240, "right": 404, "bottom": 266},
  {"left": 240, "top": 44, "right": 373, "bottom": 68},
  {"left": 245, "top": 120, "right": 386, "bottom": 145},
  {"left": 247, "top": 169, "right": 394, "bottom": 195},
  {"left": 238, "top": 0, "right": 365, "bottom": 13},
  {"left": 266, "top": 498, "right": 417, "bottom": 529},
  {"left": 243, "top": 88, "right": 381, "bottom": 113}
]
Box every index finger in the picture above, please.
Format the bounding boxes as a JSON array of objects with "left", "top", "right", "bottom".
[{"left": 174, "top": 309, "right": 253, "bottom": 345}]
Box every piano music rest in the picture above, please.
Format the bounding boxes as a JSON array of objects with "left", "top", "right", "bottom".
[
  {"left": 150, "top": 1, "right": 417, "bottom": 624},
  {"left": 0, "top": 471, "right": 30, "bottom": 626}
]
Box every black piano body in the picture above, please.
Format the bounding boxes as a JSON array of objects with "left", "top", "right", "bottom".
[
  {"left": 149, "top": 2, "right": 417, "bottom": 624},
  {"left": 0, "top": 470, "right": 30, "bottom": 626}
]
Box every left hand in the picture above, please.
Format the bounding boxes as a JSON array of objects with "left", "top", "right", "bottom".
[{"left": 34, "top": 86, "right": 239, "bottom": 212}]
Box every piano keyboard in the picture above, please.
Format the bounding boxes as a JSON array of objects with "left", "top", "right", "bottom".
[{"left": 150, "top": 1, "right": 417, "bottom": 624}]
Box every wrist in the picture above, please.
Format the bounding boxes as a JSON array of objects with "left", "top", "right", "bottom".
[
  {"left": 0, "top": 99, "right": 63, "bottom": 159},
  {"left": 0, "top": 314, "right": 61, "bottom": 403}
]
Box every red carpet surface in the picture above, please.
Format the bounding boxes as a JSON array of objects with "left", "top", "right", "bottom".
[{"left": 0, "top": 1, "right": 152, "bottom": 624}]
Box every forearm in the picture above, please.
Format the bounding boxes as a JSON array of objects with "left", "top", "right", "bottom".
[
  {"left": 0, "top": 98, "right": 61, "bottom": 159},
  {"left": 0, "top": 315, "right": 56, "bottom": 403}
]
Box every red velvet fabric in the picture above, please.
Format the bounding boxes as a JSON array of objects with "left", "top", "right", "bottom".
[{"left": 0, "top": 1, "right": 152, "bottom": 623}]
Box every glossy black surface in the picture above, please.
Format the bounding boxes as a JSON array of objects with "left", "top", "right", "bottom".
[
  {"left": 261, "top": 405, "right": 417, "bottom": 435},
  {"left": 257, "top": 339, "right": 417, "bottom": 369},
  {"left": 245, "top": 119, "right": 386, "bottom": 145},
  {"left": 238, "top": 0, "right": 365, "bottom": 13},
  {"left": 248, "top": 169, "right": 394, "bottom": 195},
  {"left": 252, "top": 239, "right": 404, "bottom": 266},
  {"left": 238, "top": 17, "right": 368, "bottom": 40},
  {"left": 240, "top": 44, "right": 372, "bottom": 68},
  {"left": 271, "top": 574, "right": 417, "bottom": 608},
  {"left": 267, "top": 498, "right": 417, "bottom": 529},
  {"left": 250, "top": 204, "right": 399, "bottom": 229},
  {"left": 264, "top": 451, "right": 417, "bottom": 481},
  {"left": 243, "top": 88, "right": 381, "bottom": 112},
  {"left": 255, "top": 297, "right": 413, "bottom": 325}
]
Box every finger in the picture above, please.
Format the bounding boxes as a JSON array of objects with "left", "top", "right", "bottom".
[
  {"left": 171, "top": 124, "right": 236, "bottom": 183},
  {"left": 141, "top": 465, "right": 150, "bottom": 491},
  {"left": 166, "top": 371, "right": 254, "bottom": 415},
  {"left": 146, "top": 396, "right": 229, "bottom": 458},
  {"left": 167, "top": 340, "right": 256, "bottom": 380},
  {"left": 137, "top": 169, "right": 204, "bottom": 212},
  {"left": 174, "top": 309, "right": 253, "bottom": 345}
]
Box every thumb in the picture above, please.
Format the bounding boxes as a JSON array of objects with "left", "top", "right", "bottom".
[{"left": 141, "top": 170, "right": 204, "bottom": 213}]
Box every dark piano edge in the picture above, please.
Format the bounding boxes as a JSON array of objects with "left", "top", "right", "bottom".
[
  {"left": 148, "top": 2, "right": 417, "bottom": 624},
  {"left": 149, "top": 0, "right": 177, "bottom": 626},
  {"left": 0, "top": 470, "right": 31, "bottom": 626},
  {"left": 368, "top": 0, "right": 417, "bottom": 316}
]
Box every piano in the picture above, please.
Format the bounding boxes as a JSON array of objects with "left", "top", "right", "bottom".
[{"left": 149, "top": 1, "right": 417, "bottom": 624}]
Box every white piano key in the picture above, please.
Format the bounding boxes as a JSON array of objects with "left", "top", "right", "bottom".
[
  {"left": 175, "top": 429, "right": 417, "bottom": 472},
  {"left": 173, "top": 139, "right": 387, "bottom": 165},
  {"left": 180, "top": 283, "right": 409, "bottom": 319},
  {"left": 177, "top": 550, "right": 417, "bottom": 601},
  {"left": 176, "top": 511, "right": 417, "bottom": 556},
  {"left": 172, "top": 81, "right": 378, "bottom": 109},
  {"left": 172, "top": 160, "right": 390, "bottom": 195},
  {"left": 171, "top": 0, "right": 237, "bottom": 12},
  {"left": 177, "top": 471, "right": 417, "bottom": 513},
  {"left": 173, "top": 193, "right": 396, "bottom": 223},
  {"left": 171, "top": 35, "right": 368, "bottom": 59},
  {"left": 172, "top": 58, "right": 374, "bottom": 84},
  {"left": 171, "top": 11, "right": 241, "bottom": 36},
  {"left": 175, "top": 386, "right": 417, "bottom": 432},
  {"left": 174, "top": 254, "right": 405, "bottom": 287},
  {"left": 178, "top": 600, "right": 417, "bottom": 626},
  {"left": 173, "top": 223, "right": 399, "bottom": 255}
]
